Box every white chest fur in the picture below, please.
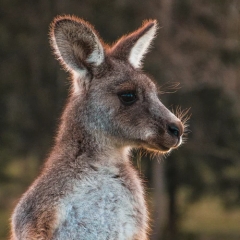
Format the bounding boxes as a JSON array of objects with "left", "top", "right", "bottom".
[{"left": 54, "top": 170, "right": 146, "bottom": 240}]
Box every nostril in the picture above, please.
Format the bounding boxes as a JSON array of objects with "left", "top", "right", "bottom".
[{"left": 168, "top": 124, "right": 180, "bottom": 138}]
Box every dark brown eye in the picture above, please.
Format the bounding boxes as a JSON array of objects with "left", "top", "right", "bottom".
[{"left": 118, "top": 91, "right": 137, "bottom": 106}]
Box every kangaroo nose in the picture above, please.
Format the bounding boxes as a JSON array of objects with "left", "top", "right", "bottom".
[{"left": 167, "top": 122, "right": 183, "bottom": 138}]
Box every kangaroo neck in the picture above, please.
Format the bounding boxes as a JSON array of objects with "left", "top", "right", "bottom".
[{"left": 52, "top": 121, "right": 129, "bottom": 167}]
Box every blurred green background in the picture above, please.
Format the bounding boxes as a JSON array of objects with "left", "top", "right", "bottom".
[{"left": 1, "top": 0, "right": 240, "bottom": 239}]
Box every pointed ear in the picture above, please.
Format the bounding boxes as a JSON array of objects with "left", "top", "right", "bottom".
[
  {"left": 110, "top": 20, "right": 157, "bottom": 68},
  {"left": 50, "top": 16, "right": 105, "bottom": 92}
]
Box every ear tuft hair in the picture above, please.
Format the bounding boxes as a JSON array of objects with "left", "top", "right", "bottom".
[{"left": 110, "top": 20, "right": 158, "bottom": 68}]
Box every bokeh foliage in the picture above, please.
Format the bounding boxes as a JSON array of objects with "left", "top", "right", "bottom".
[{"left": 1, "top": 1, "right": 240, "bottom": 239}]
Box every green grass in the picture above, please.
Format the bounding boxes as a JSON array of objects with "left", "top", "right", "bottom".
[
  {"left": 180, "top": 196, "right": 240, "bottom": 239},
  {"left": 0, "top": 209, "right": 11, "bottom": 240},
  {"left": 0, "top": 156, "right": 40, "bottom": 240}
]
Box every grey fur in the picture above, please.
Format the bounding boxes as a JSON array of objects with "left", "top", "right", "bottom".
[{"left": 10, "top": 15, "right": 184, "bottom": 240}]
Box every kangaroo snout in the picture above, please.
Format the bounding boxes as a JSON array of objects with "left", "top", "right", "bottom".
[
  {"left": 167, "top": 121, "right": 184, "bottom": 146},
  {"left": 167, "top": 120, "right": 184, "bottom": 138},
  {"left": 149, "top": 101, "right": 184, "bottom": 151}
]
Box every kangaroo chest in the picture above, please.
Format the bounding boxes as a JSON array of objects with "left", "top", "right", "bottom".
[{"left": 53, "top": 171, "right": 147, "bottom": 240}]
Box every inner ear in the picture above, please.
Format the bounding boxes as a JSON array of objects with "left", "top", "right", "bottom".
[
  {"left": 50, "top": 16, "right": 105, "bottom": 92},
  {"left": 110, "top": 20, "right": 157, "bottom": 68}
]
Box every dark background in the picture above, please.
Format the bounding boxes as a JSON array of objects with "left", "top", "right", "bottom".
[{"left": 1, "top": 0, "right": 240, "bottom": 239}]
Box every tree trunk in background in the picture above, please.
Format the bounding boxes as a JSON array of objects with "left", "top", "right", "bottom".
[
  {"left": 151, "top": 159, "right": 167, "bottom": 240},
  {"left": 168, "top": 180, "right": 178, "bottom": 239},
  {"left": 166, "top": 159, "right": 178, "bottom": 240}
]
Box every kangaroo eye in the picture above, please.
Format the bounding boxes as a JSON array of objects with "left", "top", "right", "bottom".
[{"left": 118, "top": 91, "right": 137, "bottom": 106}]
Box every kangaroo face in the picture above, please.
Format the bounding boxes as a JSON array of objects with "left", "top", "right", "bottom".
[
  {"left": 51, "top": 16, "right": 184, "bottom": 153},
  {"left": 83, "top": 59, "right": 183, "bottom": 153}
]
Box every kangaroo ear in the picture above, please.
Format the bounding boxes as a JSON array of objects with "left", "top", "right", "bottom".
[
  {"left": 110, "top": 20, "right": 157, "bottom": 68},
  {"left": 50, "top": 16, "right": 105, "bottom": 92}
]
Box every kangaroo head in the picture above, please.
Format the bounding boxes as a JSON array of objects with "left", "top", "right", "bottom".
[{"left": 50, "top": 16, "right": 184, "bottom": 154}]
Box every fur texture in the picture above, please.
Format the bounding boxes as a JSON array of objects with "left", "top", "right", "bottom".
[{"left": 11, "top": 16, "right": 184, "bottom": 240}]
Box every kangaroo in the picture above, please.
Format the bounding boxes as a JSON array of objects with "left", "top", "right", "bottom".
[{"left": 11, "top": 15, "right": 184, "bottom": 240}]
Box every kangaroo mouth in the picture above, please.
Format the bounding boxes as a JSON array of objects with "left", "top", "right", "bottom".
[
  {"left": 136, "top": 132, "right": 182, "bottom": 153},
  {"left": 141, "top": 142, "right": 171, "bottom": 153},
  {"left": 139, "top": 135, "right": 182, "bottom": 153}
]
